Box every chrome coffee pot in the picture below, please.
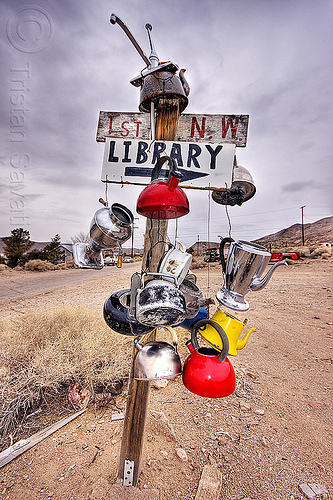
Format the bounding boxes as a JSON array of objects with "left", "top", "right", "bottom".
[
  {"left": 216, "top": 238, "right": 287, "bottom": 311},
  {"left": 73, "top": 201, "right": 133, "bottom": 269}
]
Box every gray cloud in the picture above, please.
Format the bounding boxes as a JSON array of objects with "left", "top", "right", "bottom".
[
  {"left": 281, "top": 181, "right": 322, "bottom": 193},
  {"left": 0, "top": 0, "right": 332, "bottom": 246}
]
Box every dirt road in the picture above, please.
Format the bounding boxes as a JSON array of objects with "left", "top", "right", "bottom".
[
  {"left": 0, "top": 258, "right": 332, "bottom": 500},
  {"left": 0, "top": 263, "right": 138, "bottom": 318}
]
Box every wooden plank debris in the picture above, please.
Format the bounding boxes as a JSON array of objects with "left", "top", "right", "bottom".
[
  {"left": 0, "top": 409, "right": 125, "bottom": 469},
  {"left": 0, "top": 408, "right": 87, "bottom": 469}
]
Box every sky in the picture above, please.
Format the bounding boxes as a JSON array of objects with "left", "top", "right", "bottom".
[{"left": 1, "top": 0, "right": 332, "bottom": 249}]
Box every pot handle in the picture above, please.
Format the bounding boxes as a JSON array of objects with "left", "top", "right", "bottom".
[
  {"left": 151, "top": 156, "right": 182, "bottom": 182},
  {"left": 144, "top": 271, "right": 179, "bottom": 286},
  {"left": 191, "top": 319, "right": 229, "bottom": 362},
  {"left": 219, "top": 237, "right": 234, "bottom": 273},
  {"left": 158, "top": 326, "right": 178, "bottom": 348}
]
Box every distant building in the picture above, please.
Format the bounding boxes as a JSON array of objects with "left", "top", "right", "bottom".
[
  {"left": 60, "top": 244, "right": 73, "bottom": 260},
  {"left": 187, "top": 241, "right": 219, "bottom": 256}
]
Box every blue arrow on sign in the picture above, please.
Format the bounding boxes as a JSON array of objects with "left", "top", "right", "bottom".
[{"left": 124, "top": 167, "right": 209, "bottom": 182}]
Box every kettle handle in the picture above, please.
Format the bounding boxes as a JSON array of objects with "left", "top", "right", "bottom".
[
  {"left": 219, "top": 237, "right": 234, "bottom": 273},
  {"left": 191, "top": 319, "right": 229, "bottom": 362},
  {"left": 158, "top": 326, "right": 178, "bottom": 348},
  {"left": 151, "top": 155, "right": 182, "bottom": 182}
]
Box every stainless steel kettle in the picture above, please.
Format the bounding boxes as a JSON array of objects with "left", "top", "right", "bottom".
[{"left": 133, "top": 327, "right": 182, "bottom": 381}]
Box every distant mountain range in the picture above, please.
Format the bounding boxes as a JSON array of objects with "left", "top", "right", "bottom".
[
  {"left": 1, "top": 216, "right": 332, "bottom": 255},
  {"left": 253, "top": 216, "right": 333, "bottom": 248}
]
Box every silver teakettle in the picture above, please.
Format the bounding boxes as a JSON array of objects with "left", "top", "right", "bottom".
[
  {"left": 133, "top": 327, "right": 182, "bottom": 381},
  {"left": 216, "top": 238, "right": 287, "bottom": 311}
]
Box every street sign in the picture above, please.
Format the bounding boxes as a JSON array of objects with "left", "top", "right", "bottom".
[
  {"left": 96, "top": 111, "right": 249, "bottom": 147},
  {"left": 101, "top": 138, "right": 236, "bottom": 189}
]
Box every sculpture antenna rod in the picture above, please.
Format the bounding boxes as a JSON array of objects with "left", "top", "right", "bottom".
[
  {"left": 110, "top": 14, "right": 151, "bottom": 68},
  {"left": 145, "top": 23, "right": 159, "bottom": 67}
]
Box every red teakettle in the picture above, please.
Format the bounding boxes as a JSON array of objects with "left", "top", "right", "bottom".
[
  {"left": 136, "top": 156, "right": 189, "bottom": 219},
  {"left": 182, "top": 319, "right": 236, "bottom": 398}
]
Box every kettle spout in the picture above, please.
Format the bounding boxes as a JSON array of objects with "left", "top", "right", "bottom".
[
  {"left": 236, "top": 327, "right": 256, "bottom": 351},
  {"left": 250, "top": 260, "right": 288, "bottom": 292},
  {"left": 185, "top": 339, "right": 194, "bottom": 353},
  {"left": 134, "top": 338, "right": 143, "bottom": 351},
  {"left": 179, "top": 69, "right": 190, "bottom": 96}
]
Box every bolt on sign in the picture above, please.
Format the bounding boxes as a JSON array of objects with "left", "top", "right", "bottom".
[
  {"left": 101, "top": 138, "right": 236, "bottom": 189},
  {"left": 96, "top": 111, "right": 249, "bottom": 147}
]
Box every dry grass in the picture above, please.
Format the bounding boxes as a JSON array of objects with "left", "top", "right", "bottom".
[
  {"left": 190, "top": 257, "right": 206, "bottom": 269},
  {"left": 25, "top": 259, "right": 57, "bottom": 271},
  {"left": 56, "top": 258, "right": 75, "bottom": 269},
  {"left": 0, "top": 306, "right": 133, "bottom": 444}
]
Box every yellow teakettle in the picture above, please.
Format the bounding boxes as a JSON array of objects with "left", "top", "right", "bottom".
[{"left": 198, "top": 306, "right": 256, "bottom": 356}]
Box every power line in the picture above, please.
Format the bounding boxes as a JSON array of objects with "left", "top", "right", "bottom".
[{"left": 213, "top": 206, "right": 300, "bottom": 218}]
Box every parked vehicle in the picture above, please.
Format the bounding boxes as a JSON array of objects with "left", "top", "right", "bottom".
[
  {"left": 203, "top": 249, "right": 220, "bottom": 262},
  {"left": 269, "top": 251, "right": 300, "bottom": 262},
  {"left": 104, "top": 256, "right": 117, "bottom": 266}
]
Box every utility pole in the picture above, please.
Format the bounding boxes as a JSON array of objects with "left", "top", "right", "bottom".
[{"left": 300, "top": 205, "right": 306, "bottom": 246}]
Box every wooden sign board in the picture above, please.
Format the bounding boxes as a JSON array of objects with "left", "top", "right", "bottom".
[
  {"left": 96, "top": 111, "right": 249, "bottom": 147},
  {"left": 101, "top": 138, "right": 235, "bottom": 189}
]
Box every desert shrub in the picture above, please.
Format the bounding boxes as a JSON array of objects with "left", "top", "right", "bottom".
[
  {"left": 25, "top": 259, "right": 57, "bottom": 271},
  {"left": 0, "top": 264, "right": 10, "bottom": 272},
  {"left": 309, "top": 246, "right": 332, "bottom": 258},
  {"left": 191, "top": 257, "right": 206, "bottom": 270},
  {"left": 56, "top": 258, "right": 75, "bottom": 270},
  {"left": 0, "top": 306, "right": 133, "bottom": 442},
  {"left": 294, "top": 246, "right": 311, "bottom": 257}
]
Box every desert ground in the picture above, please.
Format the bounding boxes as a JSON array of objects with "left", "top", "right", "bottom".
[{"left": 0, "top": 257, "right": 332, "bottom": 500}]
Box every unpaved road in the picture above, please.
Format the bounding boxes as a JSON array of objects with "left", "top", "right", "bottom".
[
  {"left": 0, "top": 258, "right": 332, "bottom": 500},
  {"left": 0, "top": 263, "right": 138, "bottom": 306}
]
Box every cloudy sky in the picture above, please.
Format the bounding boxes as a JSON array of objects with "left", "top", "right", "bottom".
[{"left": 1, "top": 0, "right": 332, "bottom": 249}]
